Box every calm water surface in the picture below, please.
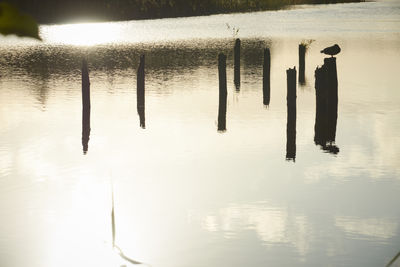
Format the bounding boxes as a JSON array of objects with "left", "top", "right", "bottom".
[{"left": 1, "top": 1, "right": 400, "bottom": 267}]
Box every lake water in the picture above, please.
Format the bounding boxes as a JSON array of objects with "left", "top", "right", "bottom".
[{"left": 1, "top": 1, "right": 400, "bottom": 267}]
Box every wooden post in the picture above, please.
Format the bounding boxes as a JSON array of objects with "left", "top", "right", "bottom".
[
  {"left": 218, "top": 53, "right": 227, "bottom": 132},
  {"left": 314, "top": 57, "right": 339, "bottom": 154},
  {"left": 82, "top": 58, "right": 91, "bottom": 111},
  {"left": 314, "top": 65, "right": 327, "bottom": 149},
  {"left": 325, "top": 57, "right": 338, "bottom": 152},
  {"left": 299, "top": 44, "right": 306, "bottom": 85},
  {"left": 263, "top": 48, "right": 271, "bottom": 106},
  {"left": 81, "top": 58, "right": 91, "bottom": 154},
  {"left": 324, "top": 57, "right": 338, "bottom": 103},
  {"left": 286, "top": 67, "right": 296, "bottom": 161},
  {"left": 137, "top": 55, "right": 145, "bottom": 129},
  {"left": 234, "top": 38, "right": 240, "bottom": 90}
]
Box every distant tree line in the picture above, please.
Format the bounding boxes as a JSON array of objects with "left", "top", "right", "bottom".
[{"left": 6, "top": 0, "right": 364, "bottom": 24}]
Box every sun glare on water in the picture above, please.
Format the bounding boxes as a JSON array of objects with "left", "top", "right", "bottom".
[{"left": 41, "top": 22, "right": 123, "bottom": 46}]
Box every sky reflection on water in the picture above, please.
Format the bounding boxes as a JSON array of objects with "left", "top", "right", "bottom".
[{"left": 0, "top": 1, "right": 400, "bottom": 267}]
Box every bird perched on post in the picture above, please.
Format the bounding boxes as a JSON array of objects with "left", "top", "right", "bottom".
[{"left": 320, "top": 44, "right": 341, "bottom": 57}]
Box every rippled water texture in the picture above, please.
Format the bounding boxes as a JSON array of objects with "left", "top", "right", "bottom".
[{"left": 0, "top": 1, "right": 400, "bottom": 267}]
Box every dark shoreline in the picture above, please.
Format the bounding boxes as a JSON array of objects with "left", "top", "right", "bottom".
[{"left": 7, "top": 0, "right": 365, "bottom": 24}]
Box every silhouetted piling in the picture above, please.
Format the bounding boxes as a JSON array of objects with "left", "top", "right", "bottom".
[
  {"left": 286, "top": 67, "right": 296, "bottom": 161},
  {"left": 234, "top": 38, "right": 240, "bottom": 90},
  {"left": 137, "top": 54, "right": 145, "bottom": 128},
  {"left": 218, "top": 53, "right": 227, "bottom": 132},
  {"left": 263, "top": 48, "right": 271, "bottom": 106},
  {"left": 81, "top": 59, "right": 91, "bottom": 154},
  {"left": 82, "top": 58, "right": 90, "bottom": 110},
  {"left": 299, "top": 44, "right": 306, "bottom": 85},
  {"left": 314, "top": 57, "right": 339, "bottom": 154}
]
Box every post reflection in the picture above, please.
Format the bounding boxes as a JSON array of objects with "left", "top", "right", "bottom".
[
  {"left": 82, "top": 107, "right": 91, "bottom": 154},
  {"left": 314, "top": 57, "right": 339, "bottom": 154}
]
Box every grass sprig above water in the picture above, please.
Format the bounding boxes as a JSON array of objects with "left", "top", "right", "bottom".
[
  {"left": 226, "top": 23, "right": 239, "bottom": 39},
  {"left": 300, "top": 39, "right": 315, "bottom": 49}
]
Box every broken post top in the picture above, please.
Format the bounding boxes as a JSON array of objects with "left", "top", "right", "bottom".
[
  {"left": 235, "top": 38, "right": 240, "bottom": 46},
  {"left": 286, "top": 67, "right": 297, "bottom": 101},
  {"left": 218, "top": 53, "right": 227, "bottom": 63},
  {"left": 286, "top": 66, "right": 296, "bottom": 75},
  {"left": 287, "top": 67, "right": 297, "bottom": 90}
]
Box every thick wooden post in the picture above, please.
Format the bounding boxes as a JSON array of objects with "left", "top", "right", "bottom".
[
  {"left": 137, "top": 55, "right": 145, "bottom": 129},
  {"left": 263, "top": 48, "right": 271, "bottom": 106},
  {"left": 234, "top": 38, "right": 240, "bottom": 90},
  {"left": 324, "top": 57, "right": 338, "bottom": 102},
  {"left": 82, "top": 58, "right": 91, "bottom": 110},
  {"left": 314, "top": 65, "right": 326, "bottom": 149},
  {"left": 286, "top": 67, "right": 296, "bottom": 161},
  {"left": 299, "top": 44, "right": 306, "bottom": 85},
  {"left": 81, "top": 58, "right": 91, "bottom": 154},
  {"left": 218, "top": 53, "right": 227, "bottom": 132},
  {"left": 314, "top": 57, "right": 339, "bottom": 154},
  {"left": 325, "top": 57, "right": 338, "bottom": 152}
]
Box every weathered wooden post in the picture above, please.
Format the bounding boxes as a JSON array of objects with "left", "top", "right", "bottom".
[
  {"left": 299, "top": 44, "right": 306, "bottom": 85},
  {"left": 234, "top": 38, "right": 240, "bottom": 90},
  {"left": 324, "top": 57, "right": 338, "bottom": 105},
  {"left": 286, "top": 67, "right": 296, "bottom": 161},
  {"left": 263, "top": 48, "right": 271, "bottom": 106},
  {"left": 137, "top": 54, "right": 145, "bottom": 129},
  {"left": 325, "top": 57, "right": 338, "bottom": 152},
  {"left": 314, "top": 64, "right": 326, "bottom": 148},
  {"left": 314, "top": 57, "right": 339, "bottom": 154},
  {"left": 81, "top": 58, "right": 91, "bottom": 154},
  {"left": 218, "top": 53, "right": 227, "bottom": 132},
  {"left": 82, "top": 58, "right": 91, "bottom": 111}
]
